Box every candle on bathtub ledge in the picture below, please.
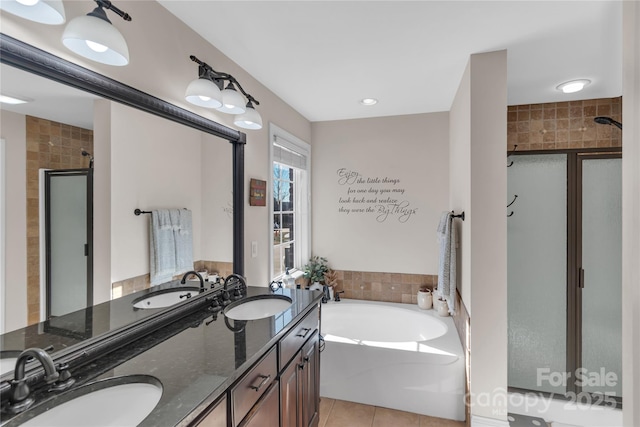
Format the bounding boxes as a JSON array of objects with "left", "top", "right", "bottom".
[{"left": 417, "top": 287, "right": 432, "bottom": 309}]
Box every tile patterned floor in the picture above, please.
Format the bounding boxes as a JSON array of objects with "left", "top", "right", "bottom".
[{"left": 319, "top": 398, "right": 466, "bottom": 427}]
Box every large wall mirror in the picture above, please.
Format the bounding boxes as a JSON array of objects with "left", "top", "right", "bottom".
[{"left": 0, "top": 34, "right": 245, "bottom": 342}]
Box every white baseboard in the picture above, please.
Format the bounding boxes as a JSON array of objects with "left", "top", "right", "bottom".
[{"left": 471, "top": 415, "right": 511, "bottom": 427}]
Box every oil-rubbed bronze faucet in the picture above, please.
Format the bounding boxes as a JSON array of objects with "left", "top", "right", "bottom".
[
  {"left": 180, "top": 270, "right": 205, "bottom": 293},
  {"left": 7, "top": 348, "right": 60, "bottom": 414}
]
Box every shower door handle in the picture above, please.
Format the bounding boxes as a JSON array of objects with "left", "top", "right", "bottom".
[
  {"left": 578, "top": 268, "right": 585, "bottom": 289},
  {"left": 84, "top": 244, "right": 89, "bottom": 257}
]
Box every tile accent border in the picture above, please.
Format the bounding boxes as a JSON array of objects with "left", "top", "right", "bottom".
[{"left": 111, "top": 260, "right": 233, "bottom": 299}]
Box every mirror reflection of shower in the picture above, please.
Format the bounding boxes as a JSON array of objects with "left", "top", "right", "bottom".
[
  {"left": 594, "top": 116, "right": 622, "bottom": 130},
  {"left": 81, "top": 149, "right": 94, "bottom": 168}
]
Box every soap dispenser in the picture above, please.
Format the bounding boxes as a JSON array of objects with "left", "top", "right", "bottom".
[{"left": 282, "top": 268, "right": 295, "bottom": 289}]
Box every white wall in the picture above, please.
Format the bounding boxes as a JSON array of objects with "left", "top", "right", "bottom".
[
  {"left": 109, "top": 102, "right": 205, "bottom": 283},
  {"left": 450, "top": 63, "right": 472, "bottom": 313},
  {"left": 310, "top": 113, "right": 449, "bottom": 274},
  {"left": 622, "top": 1, "right": 640, "bottom": 423},
  {"left": 0, "top": 110, "right": 27, "bottom": 332},
  {"left": 450, "top": 51, "right": 508, "bottom": 424},
  {"left": 201, "top": 134, "right": 234, "bottom": 264},
  {"left": 0, "top": 0, "right": 311, "bottom": 288}
]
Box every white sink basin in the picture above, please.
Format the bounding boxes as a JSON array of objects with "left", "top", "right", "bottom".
[
  {"left": 224, "top": 295, "right": 292, "bottom": 320},
  {"left": 132, "top": 287, "right": 199, "bottom": 309},
  {"left": 14, "top": 375, "right": 162, "bottom": 427},
  {"left": 0, "top": 357, "right": 17, "bottom": 376}
]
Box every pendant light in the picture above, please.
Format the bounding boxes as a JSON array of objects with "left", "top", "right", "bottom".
[
  {"left": 187, "top": 55, "right": 262, "bottom": 130},
  {"left": 0, "top": 0, "right": 65, "bottom": 25},
  {"left": 185, "top": 67, "right": 223, "bottom": 109},
  {"left": 234, "top": 101, "right": 263, "bottom": 130},
  {"left": 62, "top": 0, "right": 131, "bottom": 66},
  {"left": 218, "top": 82, "right": 247, "bottom": 115}
]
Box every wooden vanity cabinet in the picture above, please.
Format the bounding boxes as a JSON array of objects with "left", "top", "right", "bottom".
[
  {"left": 193, "top": 304, "right": 320, "bottom": 427},
  {"left": 279, "top": 308, "right": 320, "bottom": 427}
]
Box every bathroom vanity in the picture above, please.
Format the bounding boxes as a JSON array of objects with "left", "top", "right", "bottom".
[{"left": 0, "top": 284, "right": 322, "bottom": 426}]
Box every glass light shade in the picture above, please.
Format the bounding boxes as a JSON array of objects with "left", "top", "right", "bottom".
[
  {"left": 0, "top": 0, "right": 65, "bottom": 24},
  {"left": 217, "top": 86, "right": 246, "bottom": 114},
  {"left": 62, "top": 14, "right": 129, "bottom": 66},
  {"left": 185, "top": 77, "right": 223, "bottom": 109},
  {"left": 234, "top": 105, "right": 263, "bottom": 130}
]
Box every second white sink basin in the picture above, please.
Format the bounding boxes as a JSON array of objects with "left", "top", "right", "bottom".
[
  {"left": 10, "top": 375, "right": 162, "bottom": 427},
  {"left": 224, "top": 295, "right": 292, "bottom": 320},
  {"left": 132, "top": 287, "right": 199, "bottom": 309}
]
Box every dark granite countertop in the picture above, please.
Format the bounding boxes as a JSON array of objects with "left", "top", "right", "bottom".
[{"left": 1, "top": 286, "right": 322, "bottom": 426}]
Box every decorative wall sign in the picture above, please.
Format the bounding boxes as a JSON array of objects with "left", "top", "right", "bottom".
[
  {"left": 336, "top": 167, "right": 417, "bottom": 223},
  {"left": 249, "top": 178, "right": 266, "bottom": 206}
]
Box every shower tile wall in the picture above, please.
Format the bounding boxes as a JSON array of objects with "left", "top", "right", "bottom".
[
  {"left": 507, "top": 97, "right": 622, "bottom": 151},
  {"left": 25, "top": 116, "right": 93, "bottom": 325}
]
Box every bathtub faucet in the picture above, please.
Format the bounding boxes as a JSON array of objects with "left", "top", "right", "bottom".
[
  {"left": 334, "top": 291, "right": 344, "bottom": 302},
  {"left": 322, "top": 285, "right": 330, "bottom": 303}
]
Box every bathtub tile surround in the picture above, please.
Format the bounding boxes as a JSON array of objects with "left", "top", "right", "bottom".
[
  {"left": 507, "top": 97, "right": 622, "bottom": 151},
  {"left": 25, "top": 116, "right": 94, "bottom": 325},
  {"left": 111, "top": 260, "right": 233, "bottom": 299},
  {"left": 320, "top": 269, "right": 438, "bottom": 304}
]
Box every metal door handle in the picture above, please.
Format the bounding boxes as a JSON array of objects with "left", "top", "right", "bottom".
[{"left": 249, "top": 374, "right": 271, "bottom": 392}]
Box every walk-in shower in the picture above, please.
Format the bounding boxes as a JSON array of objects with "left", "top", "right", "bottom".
[{"left": 507, "top": 149, "right": 622, "bottom": 421}]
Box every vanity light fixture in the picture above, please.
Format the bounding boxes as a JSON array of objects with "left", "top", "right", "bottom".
[
  {"left": 186, "top": 55, "right": 262, "bottom": 130},
  {"left": 61, "top": 0, "right": 131, "bottom": 66},
  {"left": 556, "top": 79, "right": 591, "bottom": 94},
  {"left": 0, "top": 0, "right": 65, "bottom": 25}
]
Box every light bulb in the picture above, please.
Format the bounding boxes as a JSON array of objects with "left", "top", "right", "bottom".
[
  {"left": 86, "top": 40, "right": 108, "bottom": 53},
  {"left": 16, "top": 0, "right": 39, "bottom": 6}
]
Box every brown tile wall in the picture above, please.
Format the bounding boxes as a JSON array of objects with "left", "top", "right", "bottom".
[
  {"left": 507, "top": 97, "right": 622, "bottom": 151},
  {"left": 111, "top": 260, "right": 234, "bottom": 299},
  {"left": 25, "top": 116, "right": 93, "bottom": 325},
  {"left": 298, "top": 270, "right": 438, "bottom": 304}
]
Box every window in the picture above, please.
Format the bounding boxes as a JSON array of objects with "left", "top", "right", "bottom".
[{"left": 270, "top": 124, "right": 310, "bottom": 279}]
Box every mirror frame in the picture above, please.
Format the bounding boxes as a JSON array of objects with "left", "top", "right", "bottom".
[{"left": 0, "top": 33, "right": 245, "bottom": 275}]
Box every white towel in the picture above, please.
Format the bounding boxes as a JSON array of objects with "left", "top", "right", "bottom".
[
  {"left": 150, "top": 209, "right": 176, "bottom": 285},
  {"left": 149, "top": 208, "right": 194, "bottom": 285},
  {"left": 437, "top": 211, "right": 457, "bottom": 315},
  {"left": 172, "top": 209, "right": 193, "bottom": 274}
]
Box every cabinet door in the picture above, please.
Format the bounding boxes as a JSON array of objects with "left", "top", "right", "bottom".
[
  {"left": 280, "top": 353, "right": 300, "bottom": 427},
  {"left": 197, "top": 395, "right": 227, "bottom": 427},
  {"left": 300, "top": 332, "right": 319, "bottom": 427},
  {"left": 240, "top": 381, "right": 280, "bottom": 427}
]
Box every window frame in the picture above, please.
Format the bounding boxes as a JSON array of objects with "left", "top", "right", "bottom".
[{"left": 269, "top": 123, "right": 311, "bottom": 281}]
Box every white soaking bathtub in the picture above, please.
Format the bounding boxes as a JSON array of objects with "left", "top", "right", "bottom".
[{"left": 320, "top": 299, "right": 465, "bottom": 421}]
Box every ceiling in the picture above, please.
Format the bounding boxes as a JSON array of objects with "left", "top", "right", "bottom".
[
  {"left": 1, "top": 63, "right": 97, "bottom": 129},
  {"left": 158, "top": 0, "right": 623, "bottom": 123}
]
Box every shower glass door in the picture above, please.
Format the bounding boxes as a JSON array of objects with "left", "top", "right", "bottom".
[
  {"left": 579, "top": 156, "right": 622, "bottom": 397},
  {"left": 508, "top": 154, "right": 567, "bottom": 394},
  {"left": 45, "top": 169, "right": 93, "bottom": 318}
]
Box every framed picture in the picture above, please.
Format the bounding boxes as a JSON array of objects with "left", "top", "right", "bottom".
[{"left": 249, "top": 178, "right": 267, "bottom": 206}]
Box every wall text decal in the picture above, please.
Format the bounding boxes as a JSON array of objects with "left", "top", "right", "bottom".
[{"left": 336, "top": 168, "right": 417, "bottom": 223}]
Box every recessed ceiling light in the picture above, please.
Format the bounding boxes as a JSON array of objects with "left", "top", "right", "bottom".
[
  {"left": 556, "top": 79, "right": 591, "bottom": 94},
  {"left": 360, "top": 98, "right": 378, "bottom": 106},
  {"left": 0, "top": 94, "right": 32, "bottom": 105}
]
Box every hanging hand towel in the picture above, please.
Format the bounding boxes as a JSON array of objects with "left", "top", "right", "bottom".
[
  {"left": 150, "top": 209, "right": 176, "bottom": 285},
  {"left": 171, "top": 208, "right": 194, "bottom": 274},
  {"left": 437, "top": 211, "right": 457, "bottom": 315}
]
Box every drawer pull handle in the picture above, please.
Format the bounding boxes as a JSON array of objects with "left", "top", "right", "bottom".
[
  {"left": 297, "top": 327, "right": 312, "bottom": 338},
  {"left": 249, "top": 374, "right": 271, "bottom": 392}
]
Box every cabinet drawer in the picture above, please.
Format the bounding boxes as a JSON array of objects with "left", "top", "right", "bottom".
[
  {"left": 232, "top": 346, "right": 277, "bottom": 426},
  {"left": 279, "top": 306, "right": 319, "bottom": 370}
]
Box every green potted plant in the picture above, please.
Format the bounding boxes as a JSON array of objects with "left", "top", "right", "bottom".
[{"left": 303, "top": 256, "right": 329, "bottom": 287}]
